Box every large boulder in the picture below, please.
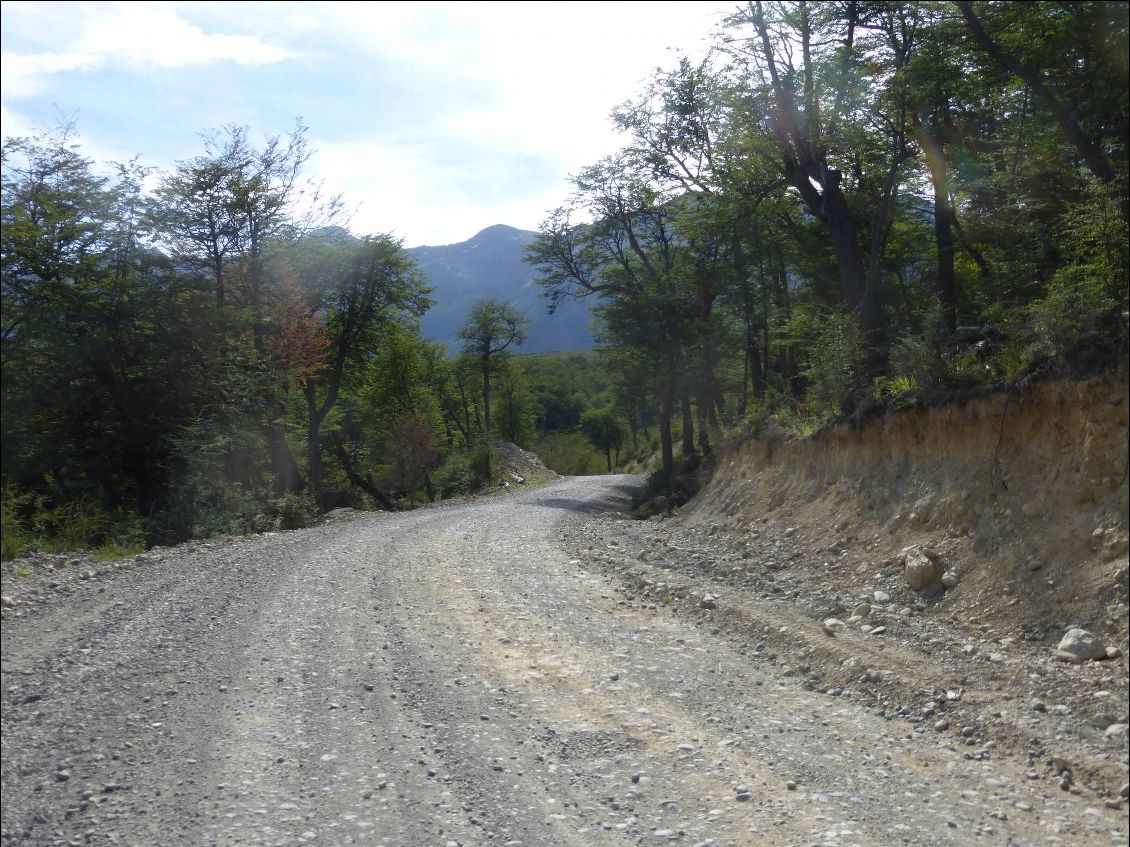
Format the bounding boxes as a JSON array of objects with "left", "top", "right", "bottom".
[
  {"left": 903, "top": 547, "right": 940, "bottom": 590},
  {"left": 1055, "top": 628, "right": 1107, "bottom": 663}
]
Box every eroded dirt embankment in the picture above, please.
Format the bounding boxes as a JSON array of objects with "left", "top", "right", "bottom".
[{"left": 690, "top": 371, "right": 1129, "bottom": 646}]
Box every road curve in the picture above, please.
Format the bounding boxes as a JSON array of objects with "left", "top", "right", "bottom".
[{"left": 2, "top": 475, "right": 1125, "bottom": 846}]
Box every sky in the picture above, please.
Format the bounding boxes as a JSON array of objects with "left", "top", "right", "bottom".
[{"left": 1, "top": 1, "right": 737, "bottom": 247}]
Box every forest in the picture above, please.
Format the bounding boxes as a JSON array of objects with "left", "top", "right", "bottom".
[{"left": 2, "top": 1, "right": 1127, "bottom": 559}]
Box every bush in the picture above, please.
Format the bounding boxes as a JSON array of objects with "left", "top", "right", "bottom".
[
  {"left": 164, "top": 481, "right": 275, "bottom": 541},
  {"left": 1, "top": 485, "right": 33, "bottom": 560},
  {"left": 275, "top": 491, "right": 316, "bottom": 530},
  {"left": 535, "top": 432, "right": 606, "bottom": 475},
  {"left": 0, "top": 486, "right": 149, "bottom": 559},
  {"left": 433, "top": 450, "right": 480, "bottom": 497},
  {"left": 784, "top": 307, "right": 872, "bottom": 416}
]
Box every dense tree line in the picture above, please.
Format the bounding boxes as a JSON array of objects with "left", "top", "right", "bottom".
[
  {"left": 528, "top": 0, "right": 1128, "bottom": 488},
  {"left": 0, "top": 124, "right": 539, "bottom": 556}
]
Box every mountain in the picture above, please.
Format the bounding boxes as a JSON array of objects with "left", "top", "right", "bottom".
[{"left": 407, "top": 224, "right": 594, "bottom": 354}]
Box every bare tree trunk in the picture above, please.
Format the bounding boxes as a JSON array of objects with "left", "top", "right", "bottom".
[
  {"left": 921, "top": 122, "right": 958, "bottom": 333},
  {"left": 680, "top": 388, "right": 695, "bottom": 457},
  {"left": 303, "top": 380, "right": 324, "bottom": 510},
  {"left": 481, "top": 357, "right": 492, "bottom": 433},
  {"left": 657, "top": 387, "right": 675, "bottom": 487}
]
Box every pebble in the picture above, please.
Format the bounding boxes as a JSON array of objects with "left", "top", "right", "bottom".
[{"left": 873, "top": 591, "right": 891, "bottom": 604}]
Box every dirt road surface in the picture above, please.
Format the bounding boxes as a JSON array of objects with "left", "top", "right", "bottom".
[{"left": 2, "top": 476, "right": 1127, "bottom": 846}]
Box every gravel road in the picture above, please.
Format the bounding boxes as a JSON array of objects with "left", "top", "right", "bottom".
[{"left": 2, "top": 475, "right": 1127, "bottom": 846}]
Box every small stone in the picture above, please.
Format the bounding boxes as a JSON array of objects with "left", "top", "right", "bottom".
[
  {"left": 823, "top": 617, "right": 846, "bottom": 630},
  {"left": 1119, "top": 783, "right": 1129, "bottom": 799},
  {"left": 55, "top": 769, "right": 70, "bottom": 782},
  {"left": 0, "top": 595, "right": 14, "bottom": 608},
  {"left": 873, "top": 590, "right": 891, "bottom": 604},
  {"left": 1106, "top": 646, "right": 1123, "bottom": 659},
  {"left": 941, "top": 571, "right": 959, "bottom": 589},
  {"left": 785, "top": 780, "right": 797, "bottom": 790},
  {"left": 1105, "top": 799, "right": 1123, "bottom": 810},
  {"left": 853, "top": 602, "right": 871, "bottom": 618},
  {"left": 1104, "top": 723, "right": 1128, "bottom": 739},
  {"left": 961, "top": 726, "right": 975, "bottom": 738},
  {"left": 869, "top": 626, "right": 887, "bottom": 635},
  {"left": 934, "top": 719, "right": 949, "bottom": 732},
  {"left": 700, "top": 594, "right": 717, "bottom": 610},
  {"left": 1032, "top": 700, "right": 1047, "bottom": 713}
]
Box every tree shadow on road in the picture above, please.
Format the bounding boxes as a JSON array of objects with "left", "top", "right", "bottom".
[{"left": 533, "top": 482, "right": 641, "bottom": 516}]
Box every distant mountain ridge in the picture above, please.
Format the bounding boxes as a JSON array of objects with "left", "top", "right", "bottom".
[{"left": 406, "top": 224, "right": 594, "bottom": 354}]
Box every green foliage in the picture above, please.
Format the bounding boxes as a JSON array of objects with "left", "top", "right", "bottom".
[
  {"left": 276, "top": 491, "right": 316, "bottom": 531},
  {"left": 579, "top": 407, "right": 625, "bottom": 472},
  {"left": 535, "top": 432, "right": 607, "bottom": 476},
  {"left": 1, "top": 485, "right": 33, "bottom": 560},
  {"left": 1025, "top": 183, "right": 1129, "bottom": 365},
  {"left": 783, "top": 308, "right": 871, "bottom": 415},
  {"left": 491, "top": 360, "right": 537, "bottom": 448},
  {"left": 432, "top": 450, "right": 478, "bottom": 497}
]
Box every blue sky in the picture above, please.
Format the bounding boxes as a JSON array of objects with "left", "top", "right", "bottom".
[{"left": 1, "top": 1, "right": 734, "bottom": 246}]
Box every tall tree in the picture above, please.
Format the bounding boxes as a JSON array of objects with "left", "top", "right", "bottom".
[
  {"left": 291, "top": 234, "right": 430, "bottom": 508},
  {"left": 457, "top": 300, "right": 528, "bottom": 434}
]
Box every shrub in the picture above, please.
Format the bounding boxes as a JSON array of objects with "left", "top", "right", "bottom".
[
  {"left": 275, "top": 491, "right": 316, "bottom": 530},
  {"left": 433, "top": 450, "right": 480, "bottom": 497},
  {"left": 1, "top": 485, "right": 33, "bottom": 560},
  {"left": 784, "top": 307, "right": 872, "bottom": 416}
]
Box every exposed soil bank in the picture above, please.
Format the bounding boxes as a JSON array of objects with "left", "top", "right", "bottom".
[{"left": 691, "top": 371, "right": 1129, "bottom": 645}]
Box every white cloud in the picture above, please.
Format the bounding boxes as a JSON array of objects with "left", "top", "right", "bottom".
[
  {"left": 77, "top": 6, "right": 292, "bottom": 67},
  {"left": 1, "top": 3, "right": 292, "bottom": 98},
  {"left": 309, "top": 136, "right": 573, "bottom": 246},
  {"left": 303, "top": 1, "right": 735, "bottom": 243}
]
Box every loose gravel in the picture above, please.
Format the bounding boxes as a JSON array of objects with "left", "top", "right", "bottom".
[{"left": 2, "top": 475, "right": 1127, "bottom": 846}]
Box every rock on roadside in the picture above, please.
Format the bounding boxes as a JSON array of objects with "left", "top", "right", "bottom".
[{"left": 1055, "top": 628, "right": 1107, "bottom": 663}]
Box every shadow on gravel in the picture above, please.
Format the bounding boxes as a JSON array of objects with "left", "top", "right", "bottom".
[{"left": 535, "top": 483, "right": 640, "bottom": 516}]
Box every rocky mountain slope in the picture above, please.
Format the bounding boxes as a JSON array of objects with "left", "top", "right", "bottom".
[{"left": 407, "top": 224, "right": 594, "bottom": 354}]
